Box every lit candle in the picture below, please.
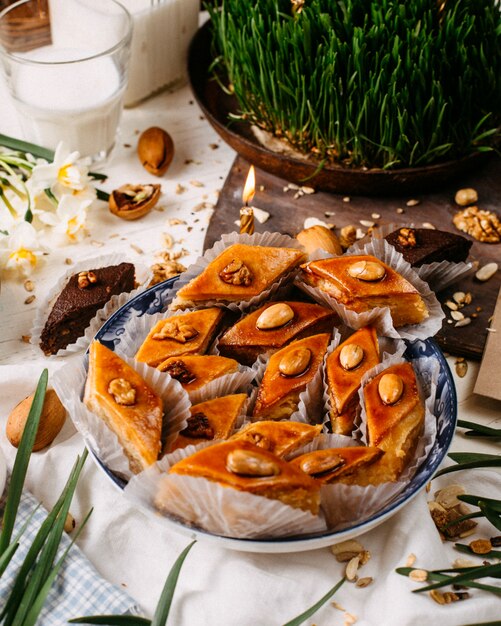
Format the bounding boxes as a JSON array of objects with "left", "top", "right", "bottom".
[{"left": 240, "top": 165, "right": 256, "bottom": 235}]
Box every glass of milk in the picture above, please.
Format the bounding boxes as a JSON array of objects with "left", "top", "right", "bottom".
[{"left": 0, "top": 0, "right": 132, "bottom": 163}]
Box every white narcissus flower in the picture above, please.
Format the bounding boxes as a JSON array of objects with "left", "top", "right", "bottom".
[
  {"left": 0, "top": 221, "right": 44, "bottom": 276},
  {"left": 29, "top": 142, "right": 96, "bottom": 198},
  {"left": 49, "top": 193, "right": 93, "bottom": 242}
]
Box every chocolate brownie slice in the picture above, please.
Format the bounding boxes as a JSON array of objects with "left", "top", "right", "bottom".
[
  {"left": 40, "top": 263, "right": 135, "bottom": 355},
  {"left": 385, "top": 227, "right": 472, "bottom": 267}
]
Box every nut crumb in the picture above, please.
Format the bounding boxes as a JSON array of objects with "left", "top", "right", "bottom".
[
  {"left": 169, "top": 218, "right": 187, "bottom": 226},
  {"left": 406, "top": 553, "right": 416, "bottom": 567},
  {"left": 409, "top": 569, "right": 428, "bottom": 582},
  {"left": 396, "top": 207, "right": 405, "bottom": 214},
  {"left": 130, "top": 243, "right": 144, "bottom": 254},
  {"left": 371, "top": 213, "right": 381, "bottom": 219},
  {"left": 455, "top": 318, "right": 471, "bottom": 328},
  {"left": 342, "top": 196, "right": 351, "bottom": 203},
  {"left": 21, "top": 334, "right": 31, "bottom": 343},
  {"left": 359, "top": 219, "right": 375, "bottom": 228},
  {"left": 355, "top": 577, "right": 373, "bottom": 588},
  {"left": 453, "top": 207, "right": 501, "bottom": 243},
  {"left": 24, "top": 295, "right": 36, "bottom": 305},
  {"left": 175, "top": 184, "right": 186, "bottom": 195},
  {"left": 190, "top": 180, "right": 204, "bottom": 188},
  {"left": 343, "top": 612, "right": 357, "bottom": 625},
  {"left": 422, "top": 222, "right": 436, "bottom": 230},
  {"left": 163, "top": 233, "right": 174, "bottom": 249},
  {"left": 406, "top": 199, "right": 420, "bottom": 207},
  {"left": 65, "top": 258, "right": 73, "bottom": 265},
  {"left": 24, "top": 279, "right": 34, "bottom": 292}
]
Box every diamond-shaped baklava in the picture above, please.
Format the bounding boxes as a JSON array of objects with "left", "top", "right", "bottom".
[
  {"left": 252, "top": 333, "right": 331, "bottom": 421},
  {"left": 135, "top": 308, "right": 224, "bottom": 367},
  {"left": 170, "top": 393, "right": 247, "bottom": 451},
  {"left": 363, "top": 362, "right": 425, "bottom": 482},
  {"left": 157, "top": 354, "right": 239, "bottom": 392},
  {"left": 171, "top": 244, "right": 305, "bottom": 309},
  {"left": 326, "top": 326, "right": 380, "bottom": 435},
  {"left": 168, "top": 439, "right": 321, "bottom": 514},
  {"left": 301, "top": 255, "right": 428, "bottom": 327},
  {"left": 230, "top": 421, "right": 322, "bottom": 458},
  {"left": 218, "top": 300, "right": 337, "bottom": 365},
  {"left": 84, "top": 341, "right": 163, "bottom": 473}
]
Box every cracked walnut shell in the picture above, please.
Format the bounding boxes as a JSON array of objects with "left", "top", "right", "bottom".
[{"left": 109, "top": 184, "right": 161, "bottom": 220}]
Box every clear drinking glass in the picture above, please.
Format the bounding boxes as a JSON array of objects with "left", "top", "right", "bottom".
[{"left": 0, "top": 0, "right": 132, "bottom": 162}]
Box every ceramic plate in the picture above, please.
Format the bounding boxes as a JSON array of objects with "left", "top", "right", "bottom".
[{"left": 92, "top": 277, "right": 457, "bottom": 553}]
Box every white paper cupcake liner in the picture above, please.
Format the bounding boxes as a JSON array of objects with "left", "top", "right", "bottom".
[
  {"left": 124, "top": 445, "right": 327, "bottom": 539},
  {"left": 296, "top": 238, "right": 445, "bottom": 341},
  {"left": 52, "top": 347, "right": 191, "bottom": 481},
  {"left": 31, "top": 253, "right": 151, "bottom": 358},
  {"left": 355, "top": 223, "right": 474, "bottom": 292},
  {"left": 168, "top": 231, "right": 305, "bottom": 313}
]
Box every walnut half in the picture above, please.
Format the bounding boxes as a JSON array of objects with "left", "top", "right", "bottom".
[
  {"left": 153, "top": 321, "right": 198, "bottom": 343},
  {"left": 108, "top": 378, "right": 136, "bottom": 405},
  {"left": 219, "top": 259, "right": 253, "bottom": 286},
  {"left": 180, "top": 412, "right": 214, "bottom": 439},
  {"left": 77, "top": 271, "right": 98, "bottom": 289}
]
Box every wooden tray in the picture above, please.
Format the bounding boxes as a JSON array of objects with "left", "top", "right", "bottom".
[{"left": 204, "top": 155, "right": 501, "bottom": 360}]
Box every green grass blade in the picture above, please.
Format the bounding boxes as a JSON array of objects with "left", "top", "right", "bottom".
[
  {"left": 22, "top": 508, "right": 93, "bottom": 626},
  {"left": 1, "top": 461, "right": 83, "bottom": 622},
  {"left": 434, "top": 453, "right": 501, "bottom": 477},
  {"left": 0, "top": 369, "right": 48, "bottom": 558},
  {"left": 9, "top": 450, "right": 88, "bottom": 626},
  {"left": 457, "top": 420, "right": 501, "bottom": 439},
  {"left": 458, "top": 495, "right": 501, "bottom": 513},
  {"left": 396, "top": 567, "right": 501, "bottom": 594},
  {"left": 69, "top": 617, "right": 151, "bottom": 625},
  {"left": 0, "top": 542, "right": 19, "bottom": 575},
  {"left": 282, "top": 577, "right": 346, "bottom": 626},
  {"left": 151, "top": 540, "right": 197, "bottom": 626},
  {"left": 412, "top": 562, "right": 501, "bottom": 594}
]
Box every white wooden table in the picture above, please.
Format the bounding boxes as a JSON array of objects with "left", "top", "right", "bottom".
[{"left": 0, "top": 59, "right": 499, "bottom": 625}]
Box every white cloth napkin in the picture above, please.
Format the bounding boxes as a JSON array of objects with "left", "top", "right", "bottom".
[{"left": 0, "top": 362, "right": 499, "bottom": 625}]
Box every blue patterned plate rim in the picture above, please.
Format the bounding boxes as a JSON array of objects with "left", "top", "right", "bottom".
[{"left": 92, "top": 276, "right": 457, "bottom": 548}]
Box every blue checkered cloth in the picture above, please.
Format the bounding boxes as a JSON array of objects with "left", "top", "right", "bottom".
[{"left": 0, "top": 490, "right": 140, "bottom": 625}]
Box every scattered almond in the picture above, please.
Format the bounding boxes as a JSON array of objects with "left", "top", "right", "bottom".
[
  {"left": 451, "top": 310, "right": 465, "bottom": 321},
  {"left": 455, "top": 360, "right": 468, "bottom": 378},
  {"left": 296, "top": 225, "right": 343, "bottom": 256},
  {"left": 64, "top": 513, "right": 76, "bottom": 533},
  {"left": 137, "top": 126, "right": 174, "bottom": 176},
  {"left": 475, "top": 262, "right": 498, "bottom": 282}
]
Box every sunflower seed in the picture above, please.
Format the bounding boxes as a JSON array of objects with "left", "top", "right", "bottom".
[
  {"left": 453, "top": 292, "right": 466, "bottom": 305},
  {"left": 422, "top": 222, "right": 436, "bottom": 229},
  {"left": 24, "top": 295, "right": 35, "bottom": 305},
  {"left": 345, "top": 556, "right": 360, "bottom": 581},
  {"left": 409, "top": 569, "right": 428, "bottom": 582},
  {"left": 451, "top": 310, "right": 465, "bottom": 321},
  {"left": 355, "top": 577, "right": 373, "bottom": 588},
  {"left": 445, "top": 300, "right": 458, "bottom": 311},
  {"left": 455, "top": 318, "right": 472, "bottom": 327}
]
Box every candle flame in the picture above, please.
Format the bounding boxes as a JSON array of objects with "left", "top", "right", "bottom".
[{"left": 242, "top": 165, "right": 256, "bottom": 205}]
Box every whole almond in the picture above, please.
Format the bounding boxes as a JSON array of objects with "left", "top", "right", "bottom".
[
  {"left": 7, "top": 389, "right": 66, "bottom": 451},
  {"left": 138, "top": 127, "right": 174, "bottom": 176},
  {"left": 256, "top": 303, "right": 294, "bottom": 330},
  {"left": 226, "top": 449, "right": 280, "bottom": 477},
  {"left": 339, "top": 344, "right": 364, "bottom": 370},
  {"left": 378, "top": 373, "right": 404, "bottom": 405},
  {"left": 278, "top": 346, "right": 312, "bottom": 377},
  {"left": 347, "top": 260, "right": 386, "bottom": 282}
]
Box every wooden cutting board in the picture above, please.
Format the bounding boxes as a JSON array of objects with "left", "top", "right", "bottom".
[{"left": 204, "top": 155, "right": 501, "bottom": 360}]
